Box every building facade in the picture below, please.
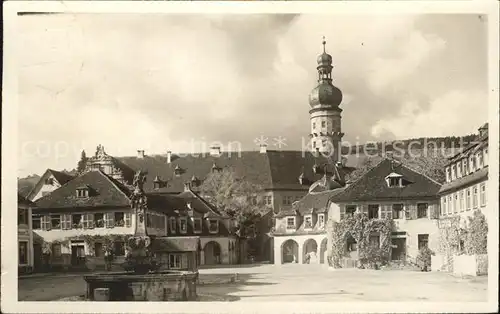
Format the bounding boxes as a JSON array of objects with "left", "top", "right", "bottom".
[
  {"left": 328, "top": 159, "right": 442, "bottom": 265},
  {"left": 26, "top": 169, "right": 74, "bottom": 201},
  {"left": 438, "top": 123, "right": 489, "bottom": 223},
  {"left": 18, "top": 194, "right": 35, "bottom": 274},
  {"left": 32, "top": 169, "right": 239, "bottom": 271},
  {"left": 272, "top": 158, "right": 443, "bottom": 267}
]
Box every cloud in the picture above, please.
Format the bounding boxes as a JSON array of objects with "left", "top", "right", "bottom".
[
  {"left": 15, "top": 14, "right": 488, "bottom": 176},
  {"left": 367, "top": 31, "right": 446, "bottom": 94},
  {"left": 371, "top": 89, "right": 488, "bottom": 138}
]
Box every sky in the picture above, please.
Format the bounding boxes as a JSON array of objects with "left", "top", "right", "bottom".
[{"left": 17, "top": 13, "right": 488, "bottom": 177}]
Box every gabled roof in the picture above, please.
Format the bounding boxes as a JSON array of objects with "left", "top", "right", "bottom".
[
  {"left": 34, "top": 170, "right": 131, "bottom": 210},
  {"left": 438, "top": 167, "right": 488, "bottom": 194},
  {"left": 26, "top": 169, "right": 75, "bottom": 200},
  {"left": 113, "top": 150, "right": 359, "bottom": 193},
  {"left": 18, "top": 194, "right": 35, "bottom": 208},
  {"left": 49, "top": 169, "right": 75, "bottom": 185},
  {"left": 176, "top": 188, "right": 228, "bottom": 218},
  {"left": 331, "top": 158, "right": 442, "bottom": 202},
  {"left": 293, "top": 188, "right": 346, "bottom": 216}
]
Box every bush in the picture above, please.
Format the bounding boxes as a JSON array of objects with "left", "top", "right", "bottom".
[
  {"left": 359, "top": 245, "right": 383, "bottom": 269},
  {"left": 416, "top": 247, "right": 434, "bottom": 271}
]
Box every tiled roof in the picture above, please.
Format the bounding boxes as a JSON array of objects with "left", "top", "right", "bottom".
[
  {"left": 438, "top": 167, "right": 488, "bottom": 194},
  {"left": 18, "top": 194, "right": 35, "bottom": 208},
  {"left": 293, "top": 188, "right": 346, "bottom": 216},
  {"left": 446, "top": 131, "right": 488, "bottom": 166},
  {"left": 331, "top": 158, "right": 442, "bottom": 202},
  {"left": 151, "top": 236, "right": 201, "bottom": 252},
  {"left": 34, "top": 170, "right": 131, "bottom": 210},
  {"left": 48, "top": 169, "right": 75, "bottom": 185},
  {"left": 24, "top": 169, "right": 75, "bottom": 201},
  {"left": 146, "top": 192, "right": 225, "bottom": 219},
  {"left": 114, "top": 150, "right": 360, "bottom": 193}
]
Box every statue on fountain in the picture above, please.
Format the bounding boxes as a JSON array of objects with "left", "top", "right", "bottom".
[{"left": 123, "top": 170, "right": 161, "bottom": 274}]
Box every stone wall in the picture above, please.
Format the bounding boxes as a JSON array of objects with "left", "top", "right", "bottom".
[{"left": 453, "top": 254, "right": 487, "bottom": 276}]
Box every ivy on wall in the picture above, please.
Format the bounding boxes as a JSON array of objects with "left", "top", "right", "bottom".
[
  {"left": 464, "top": 210, "right": 488, "bottom": 255},
  {"left": 326, "top": 213, "right": 392, "bottom": 269},
  {"left": 42, "top": 234, "right": 132, "bottom": 257},
  {"left": 438, "top": 210, "right": 488, "bottom": 257}
]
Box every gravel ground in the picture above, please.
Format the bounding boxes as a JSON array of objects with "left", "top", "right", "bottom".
[{"left": 18, "top": 264, "right": 488, "bottom": 302}]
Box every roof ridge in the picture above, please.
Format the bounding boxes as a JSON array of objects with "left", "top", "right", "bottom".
[
  {"left": 26, "top": 169, "right": 52, "bottom": 200},
  {"left": 263, "top": 151, "right": 275, "bottom": 190},
  {"left": 325, "top": 157, "right": 386, "bottom": 202},
  {"left": 185, "top": 189, "right": 226, "bottom": 218},
  {"left": 398, "top": 161, "right": 443, "bottom": 187}
]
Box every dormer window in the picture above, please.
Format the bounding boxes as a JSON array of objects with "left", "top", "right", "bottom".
[
  {"left": 304, "top": 215, "right": 313, "bottom": 229},
  {"left": 174, "top": 165, "right": 182, "bottom": 176},
  {"left": 318, "top": 214, "right": 325, "bottom": 228},
  {"left": 470, "top": 155, "right": 476, "bottom": 172},
  {"left": 76, "top": 186, "right": 89, "bottom": 198},
  {"left": 45, "top": 178, "right": 54, "bottom": 185},
  {"left": 477, "top": 152, "right": 483, "bottom": 168},
  {"left": 445, "top": 167, "right": 451, "bottom": 182},
  {"left": 385, "top": 173, "right": 403, "bottom": 187},
  {"left": 463, "top": 159, "right": 468, "bottom": 176},
  {"left": 153, "top": 176, "right": 165, "bottom": 190},
  {"left": 286, "top": 217, "right": 296, "bottom": 229},
  {"left": 179, "top": 217, "right": 188, "bottom": 234},
  {"left": 193, "top": 218, "right": 202, "bottom": 233},
  {"left": 191, "top": 175, "right": 199, "bottom": 187},
  {"left": 211, "top": 163, "right": 221, "bottom": 173},
  {"left": 208, "top": 219, "right": 219, "bottom": 233}
]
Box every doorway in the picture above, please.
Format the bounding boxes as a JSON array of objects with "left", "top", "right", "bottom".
[
  {"left": 71, "top": 243, "right": 86, "bottom": 266},
  {"left": 33, "top": 243, "right": 43, "bottom": 272},
  {"left": 391, "top": 238, "right": 406, "bottom": 261}
]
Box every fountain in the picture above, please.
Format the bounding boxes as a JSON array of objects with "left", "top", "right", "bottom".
[{"left": 84, "top": 170, "right": 199, "bottom": 301}]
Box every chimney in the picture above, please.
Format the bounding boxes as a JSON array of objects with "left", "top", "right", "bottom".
[
  {"left": 210, "top": 145, "right": 221, "bottom": 157},
  {"left": 260, "top": 144, "right": 267, "bottom": 154},
  {"left": 166, "top": 151, "right": 172, "bottom": 164},
  {"left": 137, "top": 150, "right": 145, "bottom": 159},
  {"left": 184, "top": 182, "right": 192, "bottom": 192}
]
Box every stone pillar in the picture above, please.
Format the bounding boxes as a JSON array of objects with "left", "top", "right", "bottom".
[
  {"left": 273, "top": 239, "right": 282, "bottom": 265},
  {"left": 94, "top": 288, "right": 110, "bottom": 301},
  {"left": 298, "top": 242, "right": 303, "bottom": 264},
  {"left": 200, "top": 249, "right": 205, "bottom": 266}
]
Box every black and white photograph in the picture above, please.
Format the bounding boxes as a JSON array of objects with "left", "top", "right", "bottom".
[{"left": 2, "top": 1, "right": 498, "bottom": 313}]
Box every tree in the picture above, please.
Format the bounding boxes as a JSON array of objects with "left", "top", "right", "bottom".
[
  {"left": 199, "top": 167, "right": 268, "bottom": 238},
  {"left": 76, "top": 150, "right": 88, "bottom": 175},
  {"left": 345, "top": 156, "right": 382, "bottom": 182}
]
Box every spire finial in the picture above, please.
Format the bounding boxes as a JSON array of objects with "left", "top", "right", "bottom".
[{"left": 322, "top": 36, "right": 326, "bottom": 52}]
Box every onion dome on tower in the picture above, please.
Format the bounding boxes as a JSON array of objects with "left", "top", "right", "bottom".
[{"left": 308, "top": 37, "right": 343, "bottom": 108}]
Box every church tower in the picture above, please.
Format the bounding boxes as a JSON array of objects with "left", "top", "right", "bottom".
[{"left": 308, "top": 38, "right": 344, "bottom": 162}]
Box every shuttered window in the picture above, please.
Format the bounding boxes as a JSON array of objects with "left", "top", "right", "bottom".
[
  {"left": 125, "top": 212, "right": 132, "bottom": 227},
  {"left": 61, "top": 214, "right": 72, "bottom": 230},
  {"left": 41, "top": 215, "right": 51, "bottom": 230},
  {"left": 105, "top": 212, "right": 115, "bottom": 228}
]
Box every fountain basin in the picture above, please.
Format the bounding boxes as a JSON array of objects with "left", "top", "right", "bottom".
[{"left": 84, "top": 271, "right": 198, "bottom": 301}]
